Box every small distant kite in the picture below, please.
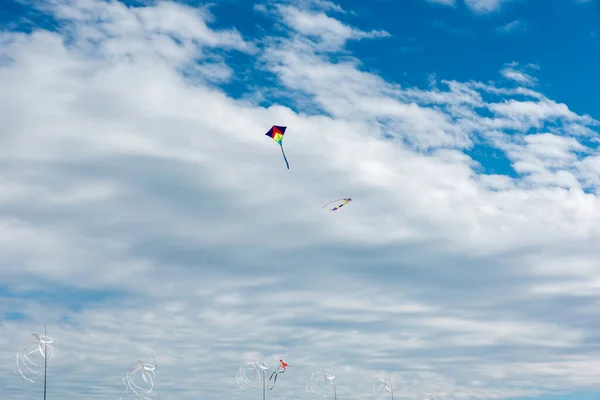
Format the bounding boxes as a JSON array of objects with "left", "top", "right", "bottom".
[
  {"left": 16, "top": 330, "right": 55, "bottom": 384},
  {"left": 306, "top": 369, "right": 336, "bottom": 399},
  {"left": 373, "top": 377, "right": 394, "bottom": 400},
  {"left": 16, "top": 325, "right": 54, "bottom": 400},
  {"left": 322, "top": 198, "right": 352, "bottom": 211},
  {"left": 236, "top": 357, "right": 269, "bottom": 390},
  {"left": 123, "top": 357, "right": 161, "bottom": 400},
  {"left": 268, "top": 359, "right": 289, "bottom": 390},
  {"left": 265, "top": 125, "right": 290, "bottom": 169}
]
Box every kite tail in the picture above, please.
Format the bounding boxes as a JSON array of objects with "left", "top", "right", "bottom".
[
  {"left": 280, "top": 144, "right": 289, "bottom": 169},
  {"left": 268, "top": 367, "right": 285, "bottom": 390}
]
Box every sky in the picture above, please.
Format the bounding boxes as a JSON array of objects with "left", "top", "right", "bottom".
[{"left": 1, "top": 0, "right": 600, "bottom": 399}]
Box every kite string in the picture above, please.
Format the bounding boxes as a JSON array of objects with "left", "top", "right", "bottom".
[{"left": 148, "top": 242, "right": 214, "bottom": 352}]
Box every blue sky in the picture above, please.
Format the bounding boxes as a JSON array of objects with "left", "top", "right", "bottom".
[
  {"left": 1, "top": 0, "right": 600, "bottom": 399},
  {"left": 206, "top": 0, "right": 600, "bottom": 116}
]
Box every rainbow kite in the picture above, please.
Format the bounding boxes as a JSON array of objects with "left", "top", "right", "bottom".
[{"left": 265, "top": 125, "right": 289, "bottom": 169}]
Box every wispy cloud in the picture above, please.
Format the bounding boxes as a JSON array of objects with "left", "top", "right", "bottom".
[
  {"left": 464, "top": 0, "right": 515, "bottom": 13},
  {"left": 500, "top": 61, "right": 538, "bottom": 86},
  {"left": 497, "top": 19, "right": 527, "bottom": 33},
  {"left": 424, "top": 0, "right": 514, "bottom": 13},
  {"left": 270, "top": 4, "right": 390, "bottom": 50},
  {"left": 424, "top": 0, "right": 457, "bottom": 7},
  {"left": 426, "top": 0, "right": 591, "bottom": 14},
  {"left": 1, "top": 1, "right": 600, "bottom": 400}
]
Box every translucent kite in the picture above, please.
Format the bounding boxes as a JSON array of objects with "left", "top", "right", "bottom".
[
  {"left": 265, "top": 125, "right": 290, "bottom": 169},
  {"left": 16, "top": 325, "right": 54, "bottom": 400},
  {"left": 16, "top": 331, "right": 55, "bottom": 384},
  {"left": 236, "top": 357, "right": 269, "bottom": 390},
  {"left": 123, "top": 357, "right": 161, "bottom": 400},
  {"left": 373, "top": 377, "right": 394, "bottom": 400},
  {"left": 322, "top": 198, "right": 352, "bottom": 211},
  {"left": 306, "top": 369, "right": 336, "bottom": 399},
  {"left": 268, "top": 359, "right": 289, "bottom": 390}
]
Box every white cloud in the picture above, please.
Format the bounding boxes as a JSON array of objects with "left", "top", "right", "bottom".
[
  {"left": 425, "top": 0, "right": 457, "bottom": 6},
  {"left": 2, "top": 1, "right": 600, "bottom": 400},
  {"left": 501, "top": 66, "right": 536, "bottom": 86},
  {"left": 497, "top": 20, "right": 526, "bottom": 33},
  {"left": 274, "top": 5, "right": 390, "bottom": 50},
  {"left": 424, "top": 0, "right": 513, "bottom": 13},
  {"left": 464, "top": 0, "right": 513, "bottom": 13},
  {"left": 427, "top": 0, "right": 590, "bottom": 14},
  {"left": 33, "top": 0, "right": 254, "bottom": 82}
]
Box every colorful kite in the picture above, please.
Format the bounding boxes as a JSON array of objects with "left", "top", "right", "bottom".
[
  {"left": 268, "top": 359, "right": 289, "bottom": 390},
  {"left": 265, "top": 125, "right": 290, "bottom": 169},
  {"left": 322, "top": 198, "right": 352, "bottom": 211}
]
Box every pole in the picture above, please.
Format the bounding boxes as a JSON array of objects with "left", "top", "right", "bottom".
[
  {"left": 262, "top": 369, "right": 266, "bottom": 400},
  {"left": 43, "top": 323, "right": 47, "bottom": 400}
]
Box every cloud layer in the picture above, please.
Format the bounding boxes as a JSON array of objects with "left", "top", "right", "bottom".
[
  {"left": 425, "top": 0, "right": 593, "bottom": 13},
  {"left": 1, "top": 0, "right": 600, "bottom": 399}
]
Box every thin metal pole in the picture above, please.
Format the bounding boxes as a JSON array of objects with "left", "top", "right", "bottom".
[
  {"left": 262, "top": 369, "right": 266, "bottom": 400},
  {"left": 152, "top": 356, "right": 161, "bottom": 400},
  {"left": 43, "top": 323, "right": 47, "bottom": 400}
]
